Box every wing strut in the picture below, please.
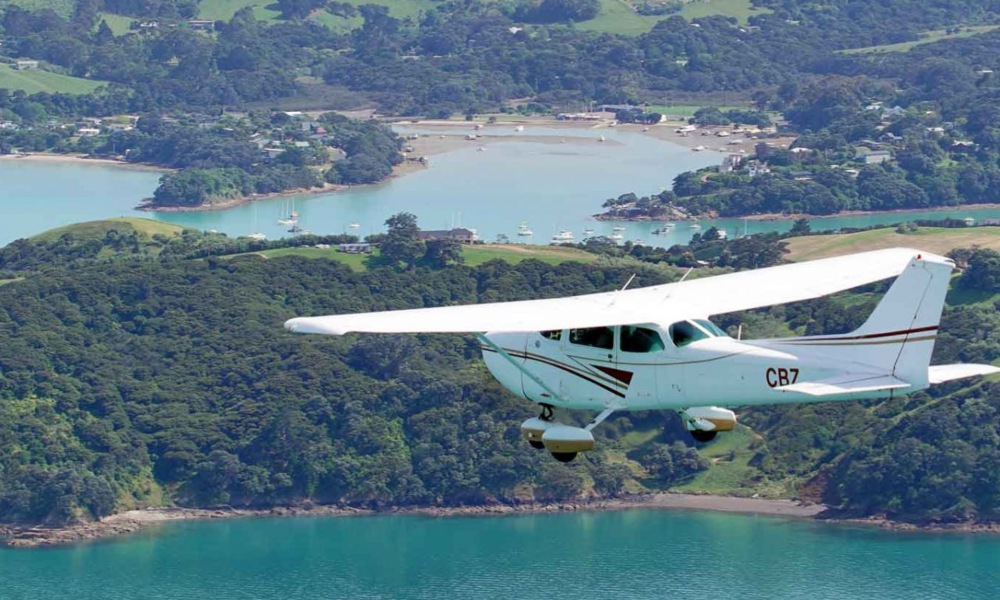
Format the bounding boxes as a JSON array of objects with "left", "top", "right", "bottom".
[{"left": 476, "top": 334, "right": 569, "bottom": 405}]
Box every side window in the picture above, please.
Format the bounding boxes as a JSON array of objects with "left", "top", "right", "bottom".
[
  {"left": 621, "top": 326, "right": 665, "bottom": 353},
  {"left": 540, "top": 330, "right": 562, "bottom": 341},
  {"left": 569, "top": 326, "right": 614, "bottom": 350},
  {"left": 668, "top": 321, "right": 708, "bottom": 348}
]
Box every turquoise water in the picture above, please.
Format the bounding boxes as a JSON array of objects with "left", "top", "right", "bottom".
[
  {"left": 2, "top": 510, "right": 998, "bottom": 599},
  {"left": 6, "top": 131, "right": 1000, "bottom": 248}
]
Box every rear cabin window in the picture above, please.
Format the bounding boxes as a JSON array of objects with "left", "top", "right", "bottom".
[
  {"left": 620, "top": 326, "right": 665, "bottom": 353},
  {"left": 540, "top": 330, "right": 562, "bottom": 341},
  {"left": 569, "top": 327, "right": 614, "bottom": 350}
]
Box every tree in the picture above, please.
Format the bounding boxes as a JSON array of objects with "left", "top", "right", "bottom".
[{"left": 377, "top": 212, "right": 425, "bottom": 270}]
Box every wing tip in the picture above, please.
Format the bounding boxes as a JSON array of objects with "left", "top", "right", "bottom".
[{"left": 284, "top": 317, "right": 349, "bottom": 336}]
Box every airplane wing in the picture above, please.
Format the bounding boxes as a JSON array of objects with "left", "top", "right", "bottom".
[{"left": 285, "top": 248, "right": 932, "bottom": 335}]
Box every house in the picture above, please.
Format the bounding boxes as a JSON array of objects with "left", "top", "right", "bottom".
[
  {"left": 338, "top": 243, "right": 373, "bottom": 254},
  {"left": 262, "top": 147, "right": 286, "bottom": 160},
  {"left": 418, "top": 228, "right": 479, "bottom": 243},
  {"left": 187, "top": 20, "right": 215, "bottom": 32},
  {"left": 863, "top": 150, "right": 892, "bottom": 164},
  {"left": 14, "top": 60, "right": 39, "bottom": 70},
  {"left": 77, "top": 128, "right": 101, "bottom": 137}
]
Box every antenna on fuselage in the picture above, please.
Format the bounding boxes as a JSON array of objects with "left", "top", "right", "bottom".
[{"left": 737, "top": 324, "right": 743, "bottom": 340}]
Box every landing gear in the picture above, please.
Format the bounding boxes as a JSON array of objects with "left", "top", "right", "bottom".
[
  {"left": 690, "top": 429, "right": 718, "bottom": 443},
  {"left": 551, "top": 452, "right": 578, "bottom": 463},
  {"left": 520, "top": 405, "right": 616, "bottom": 461}
]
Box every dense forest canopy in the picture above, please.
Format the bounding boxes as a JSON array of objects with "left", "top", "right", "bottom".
[
  {"left": 2, "top": 0, "right": 1000, "bottom": 528},
  {"left": 0, "top": 221, "right": 998, "bottom": 527}
]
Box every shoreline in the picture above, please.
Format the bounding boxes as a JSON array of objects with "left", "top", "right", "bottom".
[
  {"left": 0, "top": 493, "right": 822, "bottom": 548},
  {"left": 741, "top": 203, "right": 1000, "bottom": 222},
  {"left": 594, "top": 202, "right": 1000, "bottom": 224},
  {"left": 0, "top": 152, "right": 172, "bottom": 173},
  {"left": 6, "top": 491, "right": 997, "bottom": 549}
]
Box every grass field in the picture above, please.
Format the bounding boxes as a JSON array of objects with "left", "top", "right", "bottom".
[
  {"left": 0, "top": 66, "right": 105, "bottom": 95},
  {"left": 672, "top": 425, "right": 776, "bottom": 495},
  {"left": 97, "top": 12, "right": 137, "bottom": 35},
  {"left": 253, "top": 243, "right": 597, "bottom": 270},
  {"left": 5, "top": 0, "right": 74, "bottom": 17},
  {"left": 840, "top": 25, "right": 1000, "bottom": 54},
  {"left": 581, "top": 0, "right": 769, "bottom": 35},
  {"left": 783, "top": 226, "right": 1000, "bottom": 262},
  {"left": 32, "top": 218, "right": 188, "bottom": 244},
  {"left": 196, "top": 0, "right": 282, "bottom": 22},
  {"left": 196, "top": 0, "right": 435, "bottom": 26}
]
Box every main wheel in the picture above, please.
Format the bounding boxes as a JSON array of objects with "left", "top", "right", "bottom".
[
  {"left": 529, "top": 440, "right": 545, "bottom": 450},
  {"left": 690, "top": 429, "right": 717, "bottom": 443},
  {"left": 551, "top": 452, "right": 578, "bottom": 463}
]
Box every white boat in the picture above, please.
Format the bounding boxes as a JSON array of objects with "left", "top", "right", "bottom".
[
  {"left": 517, "top": 223, "right": 534, "bottom": 236},
  {"left": 582, "top": 228, "right": 595, "bottom": 236},
  {"left": 514, "top": 125, "right": 524, "bottom": 132},
  {"left": 349, "top": 222, "right": 360, "bottom": 229},
  {"left": 632, "top": 238, "right": 646, "bottom": 246},
  {"left": 717, "top": 229, "right": 728, "bottom": 239},
  {"left": 277, "top": 201, "right": 299, "bottom": 225},
  {"left": 598, "top": 135, "right": 606, "bottom": 142},
  {"left": 550, "top": 229, "right": 575, "bottom": 243},
  {"left": 248, "top": 232, "right": 267, "bottom": 241},
  {"left": 612, "top": 225, "right": 626, "bottom": 232},
  {"left": 690, "top": 223, "right": 702, "bottom": 230},
  {"left": 692, "top": 145, "right": 706, "bottom": 151},
  {"left": 609, "top": 233, "right": 624, "bottom": 241}
]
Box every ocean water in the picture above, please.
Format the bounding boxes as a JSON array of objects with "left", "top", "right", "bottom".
[
  {"left": 1, "top": 509, "right": 998, "bottom": 600},
  {"left": 5, "top": 131, "right": 1000, "bottom": 248}
]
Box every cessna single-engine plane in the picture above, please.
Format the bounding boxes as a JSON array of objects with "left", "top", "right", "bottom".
[{"left": 285, "top": 248, "right": 999, "bottom": 462}]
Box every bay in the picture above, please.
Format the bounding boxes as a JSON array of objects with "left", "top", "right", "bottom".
[
  {"left": 2, "top": 509, "right": 998, "bottom": 600},
  {"left": 3, "top": 130, "right": 1000, "bottom": 248}
]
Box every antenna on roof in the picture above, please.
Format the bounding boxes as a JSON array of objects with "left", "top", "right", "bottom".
[{"left": 619, "top": 273, "right": 637, "bottom": 292}]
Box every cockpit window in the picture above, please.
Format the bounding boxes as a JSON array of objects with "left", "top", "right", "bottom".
[
  {"left": 621, "top": 326, "right": 665, "bottom": 353},
  {"left": 540, "top": 330, "right": 562, "bottom": 341},
  {"left": 569, "top": 327, "right": 614, "bottom": 350},
  {"left": 669, "top": 321, "right": 710, "bottom": 347},
  {"left": 694, "top": 319, "right": 728, "bottom": 337}
]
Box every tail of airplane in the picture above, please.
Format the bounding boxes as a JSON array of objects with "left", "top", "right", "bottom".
[
  {"left": 844, "top": 251, "right": 952, "bottom": 387},
  {"left": 764, "top": 251, "right": 998, "bottom": 396}
]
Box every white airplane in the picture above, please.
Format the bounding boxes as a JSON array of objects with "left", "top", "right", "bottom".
[{"left": 285, "top": 248, "right": 999, "bottom": 462}]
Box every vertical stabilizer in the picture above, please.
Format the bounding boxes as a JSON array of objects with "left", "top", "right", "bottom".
[{"left": 844, "top": 252, "right": 954, "bottom": 386}]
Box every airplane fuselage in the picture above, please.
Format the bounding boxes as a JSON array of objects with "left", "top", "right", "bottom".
[{"left": 481, "top": 324, "right": 911, "bottom": 412}]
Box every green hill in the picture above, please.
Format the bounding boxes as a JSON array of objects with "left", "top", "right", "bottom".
[
  {"left": 0, "top": 65, "right": 105, "bottom": 95},
  {"left": 31, "top": 218, "right": 189, "bottom": 244},
  {"left": 784, "top": 226, "right": 1000, "bottom": 262}
]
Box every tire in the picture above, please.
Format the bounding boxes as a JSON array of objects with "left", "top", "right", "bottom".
[
  {"left": 529, "top": 440, "right": 545, "bottom": 450},
  {"left": 551, "top": 452, "right": 578, "bottom": 463},
  {"left": 690, "top": 429, "right": 717, "bottom": 443}
]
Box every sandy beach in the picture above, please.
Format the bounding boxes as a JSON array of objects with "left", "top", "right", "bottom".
[
  {"left": 0, "top": 493, "right": 826, "bottom": 548},
  {"left": 0, "top": 152, "right": 172, "bottom": 172}
]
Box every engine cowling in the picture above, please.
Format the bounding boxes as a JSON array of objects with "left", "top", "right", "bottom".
[{"left": 681, "top": 406, "right": 737, "bottom": 432}]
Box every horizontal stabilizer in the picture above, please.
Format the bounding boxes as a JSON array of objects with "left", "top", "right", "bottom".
[
  {"left": 779, "top": 374, "right": 911, "bottom": 397},
  {"left": 928, "top": 364, "right": 1000, "bottom": 385}
]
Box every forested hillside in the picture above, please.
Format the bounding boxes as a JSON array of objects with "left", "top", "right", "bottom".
[{"left": 0, "top": 222, "right": 999, "bottom": 528}]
